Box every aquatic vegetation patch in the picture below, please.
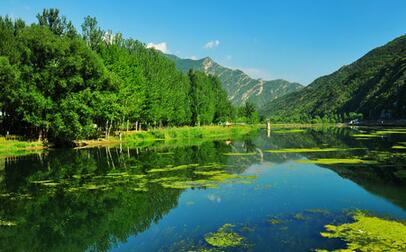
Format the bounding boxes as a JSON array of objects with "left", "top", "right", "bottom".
[
  {"left": 392, "top": 145, "right": 406, "bottom": 149},
  {"left": 352, "top": 129, "right": 406, "bottom": 139},
  {"left": 352, "top": 133, "right": 381, "bottom": 138},
  {"left": 157, "top": 171, "right": 255, "bottom": 189},
  {"left": 204, "top": 224, "right": 244, "bottom": 248},
  {"left": 147, "top": 163, "right": 199, "bottom": 173},
  {"left": 193, "top": 170, "right": 224, "bottom": 176},
  {"left": 264, "top": 147, "right": 365, "bottom": 153},
  {"left": 374, "top": 129, "right": 406, "bottom": 135},
  {"left": 267, "top": 218, "right": 283, "bottom": 225},
  {"left": 295, "top": 158, "right": 376, "bottom": 165},
  {"left": 293, "top": 212, "right": 307, "bottom": 221},
  {"left": 159, "top": 174, "right": 255, "bottom": 189},
  {"left": 318, "top": 211, "right": 406, "bottom": 251},
  {"left": 222, "top": 152, "right": 257, "bottom": 156},
  {"left": 161, "top": 179, "right": 219, "bottom": 189}
]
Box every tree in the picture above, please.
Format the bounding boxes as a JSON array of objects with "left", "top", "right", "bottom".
[
  {"left": 81, "top": 16, "right": 103, "bottom": 51},
  {"left": 36, "top": 8, "right": 77, "bottom": 37}
]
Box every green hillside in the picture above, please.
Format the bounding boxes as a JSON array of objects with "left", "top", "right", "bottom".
[
  {"left": 167, "top": 54, "right": 303, "bottom": 108},
  {"left": 261, "top": 34, "right": 406, "bottom": 121}
]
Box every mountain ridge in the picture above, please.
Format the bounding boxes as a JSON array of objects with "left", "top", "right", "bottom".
[
  {"left": 166, "top": 54, "right": 303, "bottom": 108},
  {"left": 260, "top": 34, "right": 406, "bottom": 120}
]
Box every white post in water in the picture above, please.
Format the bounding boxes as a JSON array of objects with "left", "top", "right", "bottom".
[{"left": 267, "top": 120, "right": 271, "bottom": 137}]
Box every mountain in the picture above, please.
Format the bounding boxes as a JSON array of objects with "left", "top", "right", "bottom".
[
  {"left": 166, "top": 54, "right": 303, "bottom": 108},
  {"left": 260, "top": 34, "right": 406, "bottom": 120}
]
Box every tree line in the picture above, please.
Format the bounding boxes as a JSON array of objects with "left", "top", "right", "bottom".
[{"left": 0, "top": 9, "right": 257, "bottom": 145}]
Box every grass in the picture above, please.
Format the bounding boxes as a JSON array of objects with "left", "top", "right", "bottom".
[{"left": 0, "top": 137, "right": 44, "bottom": 159}]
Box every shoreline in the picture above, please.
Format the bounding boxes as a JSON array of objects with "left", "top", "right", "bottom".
[{"left": 75, "top": 125, "right": 260, "bottom": 149}]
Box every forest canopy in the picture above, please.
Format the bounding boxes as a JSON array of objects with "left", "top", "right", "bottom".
[{"left": 0, "top": 9, "right": 255, "bottom": 145}]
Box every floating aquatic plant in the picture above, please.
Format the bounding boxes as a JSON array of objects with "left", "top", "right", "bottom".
[
  {"left": 265, "top": 147, "right": 365, "bottom": 153},
  {"left": 352, "top": 133, "right": 381, "bottom": 138},
  {"left": 293, "top": 212, "right": 307, "bottom": 221},
  {"left": 295, "top": 158, "right": 375, "bottom": 165},
  {"left": 147, "top": 163, "right": 199, "bottom": 173},
  {"left": 204, "top": 224, "right": 244, "bottom": 248},
  {"left": 318, "top": 211, "right": 406, "bottom": 251},
  {"left": 193, "top": 170, "right": 224, "bottom": 176},
  {"left": 267, "top": 218, "right": 282, "bottom": 225}
]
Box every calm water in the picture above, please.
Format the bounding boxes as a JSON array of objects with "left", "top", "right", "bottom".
[{"left": 1, "top": 127, "right": 406, "bottom": 251}]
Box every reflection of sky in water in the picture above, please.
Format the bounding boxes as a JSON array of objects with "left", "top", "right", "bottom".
[
  {"left": 2, "top": 128, "right": 406, "bottom": 251},
  {"left": 112, "top": 160, "right": 406, "bottom": 251}
]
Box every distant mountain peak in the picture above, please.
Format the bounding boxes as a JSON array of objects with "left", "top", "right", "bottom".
[
  {"left": 260, "top": 34, "right": 406, "bottom": 120},
  {"left": 166, "top": 54, "right": 303, "bottom": 107}
]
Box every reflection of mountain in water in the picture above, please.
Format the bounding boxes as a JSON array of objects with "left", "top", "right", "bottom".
[{"left": 254, "top": 128, "right": 406, "bottom": 211}]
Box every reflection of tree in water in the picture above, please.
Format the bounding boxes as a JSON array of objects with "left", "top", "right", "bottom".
[{"left": 0, "top": 140, "right": 252, "bottom": 252}]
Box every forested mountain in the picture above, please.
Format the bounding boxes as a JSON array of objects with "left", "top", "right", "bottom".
[
  {"left": 167, "top": 54, "right": 303, "bottom": 108},
  {"left": 0, "top": 9, "right": 235, "bottom": 145},
  {"left": 261, "top": 34, "right": 406, "bottom": 122}
]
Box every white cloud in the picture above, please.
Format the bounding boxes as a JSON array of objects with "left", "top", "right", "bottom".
[
  {"left": 204, "top": 40, "right": 220, "bottom": 49},
  {"left": 190, "top": 55, "right": 198, "bottom": 60},
  {"left": 225, "top": 55, "right": 232, "bottom": 61},
  {"left": 146, "top": 42, "right": 169, "bottom": 53}
]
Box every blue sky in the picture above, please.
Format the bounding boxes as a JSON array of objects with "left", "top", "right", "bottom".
[{"left": 1, "top": 0, "right": 405, "bottom": 84}]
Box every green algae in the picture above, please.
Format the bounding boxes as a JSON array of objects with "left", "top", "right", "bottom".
[
  {"left": 222, "top": 152, "right": 257, "bottom": 156},
  {"left": 204, "top": 224, "right": 244, "bottom": 248},
  {"left": 375, "top": 129, "right": 406, "bottom": 134},
  {"left": 267, "top": 218, "right": 282, "bottom": 225},
  {"left": 392, "top": 145, "right": 406, "bottom": 149},
  {"left": 318, "top": 212, "right": 406, "bottom": 252},
  {"left": 161, "top": 179, "right": 218, "bottom": 189},
  {"left": 193, "top": 170, "right": 224, "bottom": 176},
  {"left": 352, "top": 133, "right": 381, "bottom": 138},
  {"left": 295, "top": 158, "right": 376, "bottom": 165},
  {"left": 265, "top": 147, "right": 365, "bottom": 153},
  {"left": 157, "top": 172, "right": 255, "bottom": 189},
  {"left": 293, "top": 212, "right": 307, "bottom": 221},
  {"left": 352, "top": 129, "right": 406, "bottom": 139}
]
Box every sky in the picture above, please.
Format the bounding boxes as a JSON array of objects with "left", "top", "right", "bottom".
[{"left": 1, "top": 0, "right": 405, "bottom": 85}]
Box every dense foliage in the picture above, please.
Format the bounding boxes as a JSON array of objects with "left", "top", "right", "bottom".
[
  {"left": 0, "top": 9, "right": 240, "bottom": 144},
  {"left": 261, "top": 34, "right": 406, "bottom": 122}
]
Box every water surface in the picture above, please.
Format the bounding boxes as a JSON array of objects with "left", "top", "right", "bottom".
[{"left": 1, "top": 127, "right": 406, "bottom": 251}]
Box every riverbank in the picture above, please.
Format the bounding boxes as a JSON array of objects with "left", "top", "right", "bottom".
[
  {"left": 75, "top": 125, "right": 260, "bottom": 148},
  {"left": 0, "top": 137, "right": 44, "bottom": 159}
]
